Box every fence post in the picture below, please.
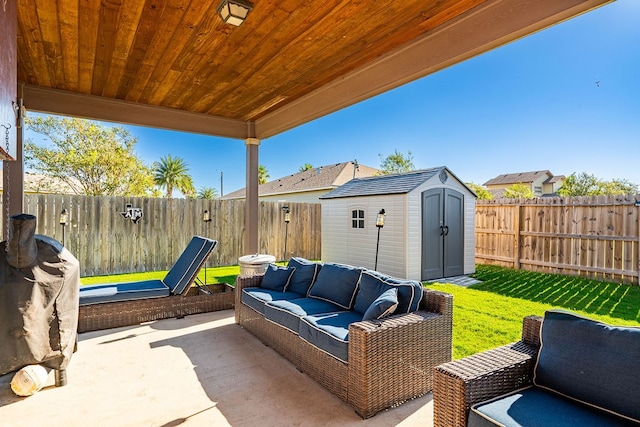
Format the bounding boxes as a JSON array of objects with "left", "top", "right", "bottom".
[{"left": 514, "top": 203, "right": 521, "bottom": 269}]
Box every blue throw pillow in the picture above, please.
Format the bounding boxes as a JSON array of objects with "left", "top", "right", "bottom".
[
  {"left": 260, "top": 264, "right": 295, "bottom": 292},
  {"left": 534, "top": 310, "right": 640, "bottom": 422},
  {"left": 286, "top": 257, "right": 320, "bottom": 296},
  {"left": 363, "top": 288, "right": 398, "bottom": 321},
  {"left": 354, "top": 271, "right": 392, "bottom": 315},
  {"left": 383, "top": 277, "right": 423, "bottom": 313},
  {"left": 308, "top": 263, "right": 362, "bottom": 309}
]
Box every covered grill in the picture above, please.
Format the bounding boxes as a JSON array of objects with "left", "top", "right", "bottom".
[{"left": 0, "top": 214, "right": 80, "bottom": 386}]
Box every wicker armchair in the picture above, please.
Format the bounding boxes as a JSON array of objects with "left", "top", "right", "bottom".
[
  {"left": 433, "top": 315, "right": 542, "bottom": 427},
  {"left": 236, "top": 274, "right": 453, "bottom": 419}
]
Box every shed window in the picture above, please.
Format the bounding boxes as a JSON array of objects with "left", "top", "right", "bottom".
[{"left": 351, "top": 209, "right": 365, "bottom": 229}]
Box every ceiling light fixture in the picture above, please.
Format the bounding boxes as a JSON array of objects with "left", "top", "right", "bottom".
[{"left": 217, "top": 0, "right": 254, "bottom": 26}]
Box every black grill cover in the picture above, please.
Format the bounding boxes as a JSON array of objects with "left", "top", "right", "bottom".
[{"left": 0, "top": 214, "right": 80, "bottom": 376}]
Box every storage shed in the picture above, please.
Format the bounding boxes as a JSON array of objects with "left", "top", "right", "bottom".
[{"left": 320, "top": 167, "right": 476, "bottom": 281}]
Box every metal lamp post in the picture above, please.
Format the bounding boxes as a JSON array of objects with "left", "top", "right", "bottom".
[
  {"left": 59, "top": 209, "right": 68, "bottom": 247},
  {"left": 203, "top": 210, "right": 212, "bottom": 285},
  {"left": 374, "top": 209, "right": 385, "bottom": 271},
  {"left": 282, "top": 206, "right": 290, "bottom": 261}
]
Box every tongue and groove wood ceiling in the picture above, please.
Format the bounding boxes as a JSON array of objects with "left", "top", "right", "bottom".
[{"left": 16, "top": 0, "right": 611, "bottom": 139}]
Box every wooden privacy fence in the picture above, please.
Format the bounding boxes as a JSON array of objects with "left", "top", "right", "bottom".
[
  {"left": 17, "top": 194, "right": 321, "bottom": 277},
  {"left": 476, "top": 195, "right": 640, "bottom": 284}
]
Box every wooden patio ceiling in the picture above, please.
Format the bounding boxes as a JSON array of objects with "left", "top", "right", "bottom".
[{"left": 17, "top": 0, "right": 611, "bottom": 140}]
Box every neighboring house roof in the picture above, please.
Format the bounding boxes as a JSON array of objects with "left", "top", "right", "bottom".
[
  {"left": 0, "top": 171, "right": 76, "bottom": 194},
  {"left": 483, "top": 170, "right": 553, "bottom": 186},
  {"left": 545, "top": 175, "right": 566, "bottom": 184},
  {"left": 321, "top": 166, "right": 475, "bottom": 199},
  {"left": 221, "top": 161, "right": 379, "bottom": 199}
]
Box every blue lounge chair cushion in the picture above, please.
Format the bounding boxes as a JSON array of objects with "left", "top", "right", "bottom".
[
  {"left": 307, "top": 263, "right": 362, "bottom": 309},
  {"left": 286, "top": 257, "right": 321, "bottom": 296},
  {"left": 79, "top": 280, "right": 170, "bottom": 306},
  {"left": 363, "top": 288, "right": 398, "bottom": 321},
  {"left": 241, "top": 288, "right": 304, "bottom": 314},
  {"left": 164, "top": 236, "right": 217, "bottom": 295},
  {"left": 260, "top": 264, "right": 295, "bottom": 292},
  {"left": 299, "top": 311, "right": 363, "bottom": 363},
  {"left": 469, "top": 386, "right": 633, "bottom": 427},
  {"left": 79, "top": 236, "right": 217, "bottom": 305},
  {"left": 264, "top": 297, "right": 344, "bottom": 333},
  {"left": 533, "top": 310, "right": 640, "bottom": 422}
]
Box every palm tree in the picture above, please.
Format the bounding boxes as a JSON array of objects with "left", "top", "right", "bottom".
[
  {"left": 197, "top": 186, "right": 218, "bottom": 199},
  {"left": 153, "top": 154, "right": 195, "bottom": 198},
  {"left": 298, "top": 163, "right": 313, "bottom": 172},
  {"left": 258, "top": 165, "right": 270, "bottom": 184}
]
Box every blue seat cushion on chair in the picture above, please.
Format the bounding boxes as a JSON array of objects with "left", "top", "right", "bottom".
[
  {"left": 533, "top": 310, "right": 640, "bottom": 423},
  {"left": 264, "top": 298, "right": 343, "bottom": 333},
  {"left": 469, "top": 386, "right": 634, "bottom": 427},
  {"left": 307, "top": 263, "right": 362, "bottom": 309},
  {"left": 164, "top": 236, "right": 217, "bottom": 296},
  {"left": 299, "top": 311, "right": 363, "bottom": 363},
  {"left": 241, "top": 288, "right": 304, "bottom": 314},
  {"left": 79, "top": 280, "right": 170, "bottom": 306},
  {"left": 260, "top": 264, "right": 295, "bottom": 292},
  {"left": 286, "top": 257, "right": 320, "bottom": 296}
]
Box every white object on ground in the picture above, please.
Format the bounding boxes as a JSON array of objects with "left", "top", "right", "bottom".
[{"left": 10, "top": 365, "right": 50, "bottom": 397}]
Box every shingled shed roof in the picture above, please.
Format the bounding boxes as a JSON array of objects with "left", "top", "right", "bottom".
[
  {"left": 321, "top": 166, "right": 474, "bottom": 199},
  {"left": 222, "top": 161, "right": 379, "bottom": 199}
]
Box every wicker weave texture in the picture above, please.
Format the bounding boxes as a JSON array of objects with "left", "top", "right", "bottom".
[
  {"left": 432, "top": 315, "right": 542, "bottom": 427},
  {"left": 78, "top": 284, "right": 235, "bottom": 333},
  {"left": 235, "top": 275, "right": 453, "bottom": 418}
]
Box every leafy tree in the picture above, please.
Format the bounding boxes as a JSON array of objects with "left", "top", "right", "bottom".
[
  {"left": 153, "top": 154, "right": 195, "bottom": 198},
  {"left": 258, "top": 164, "right": 270, "bottom": 184},
  {"left": 25, "top": 116, "right": 156, "bottom": 197},
  {"left": 298, "top": 163, "right": 313, "bottom": 172},
  {"left": 557, "top": 172, "right": 638, "bottom": 196},
  {"left": 197, "top": 187, "right": 218, "bottom": 199},
  {"left": 466, "top": 182, "right": 493, "bottom": 200},
  {"left": 378, "top": 149, "right": 415, "bottom": 174},
  {"left": 502, "top": 183, "right": 535, "bottom": 199}
]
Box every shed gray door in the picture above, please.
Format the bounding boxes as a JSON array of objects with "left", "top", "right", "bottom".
[{"left": 421, "top": 188, "right": 464, "bottom": 280}]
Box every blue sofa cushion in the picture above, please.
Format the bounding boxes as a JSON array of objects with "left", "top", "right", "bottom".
[
  {"left": 534, "top": 310, "right": 640, "bottom": 423},
  {"left": 79, "top": 280, "right": 170, "bottom": 306},
  {"left": 264, "top": 298, "right": 344, "bottom": 333},
  {"left": 353, "top": 271, "right": 391, "bottom": 314},
  {"left": 308, "top": 263, "right": 362, "bottom": 309},
  {"left": 299, "top": 311, "right": 363, "bottom": 363},
  {"left": 469, "top": 386, "right": 633, "bottom": 427},
  {"left": 286, "top": 257, "right": 320, "bottom": 295},
  {"left": 260, "top": 264, "right": 295, "bottom": 292},
  {"left": 241, "top": 288, "right": 304, "bottom": 314},
  {"left": 363, "top": 288, "right": 398, "bottom": 321},
  {"left": 382, "top": 276, "right": 423, "bottom": 313}
]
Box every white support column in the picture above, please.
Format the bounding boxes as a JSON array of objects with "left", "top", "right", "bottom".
[{"left": 245, "top": 137, "right": 260, "bottom": 254}]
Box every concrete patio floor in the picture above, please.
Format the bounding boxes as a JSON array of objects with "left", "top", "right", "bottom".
[{"left": 0, "top": 310, "right": 435, "bottom": 426}]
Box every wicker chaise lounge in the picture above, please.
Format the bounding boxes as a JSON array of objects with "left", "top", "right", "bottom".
[
  {"left": 235, "top": 264, "right": 453, "bottom": 419},
  {"left": 78, "top": 236, "right": 234, "bottom": 332}
]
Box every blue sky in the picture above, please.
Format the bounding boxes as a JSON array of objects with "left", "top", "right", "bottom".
[{"left": 28, "top": 0, "right": 640, "bottom": 196}]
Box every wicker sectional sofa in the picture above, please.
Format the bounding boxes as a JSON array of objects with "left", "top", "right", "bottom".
[
  {"left": 235, "top": 257, "right": 453, "bottom": 418},
  {"left": 434, "top": 310, "right": 640, "bottom": 427}
]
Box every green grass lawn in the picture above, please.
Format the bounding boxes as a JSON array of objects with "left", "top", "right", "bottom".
[
  {"left": 428, "top": 265, "right": 640, "bottom": 359},
  {"left": 82, "top": 263, "right": 640, "bottom": 361}
]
